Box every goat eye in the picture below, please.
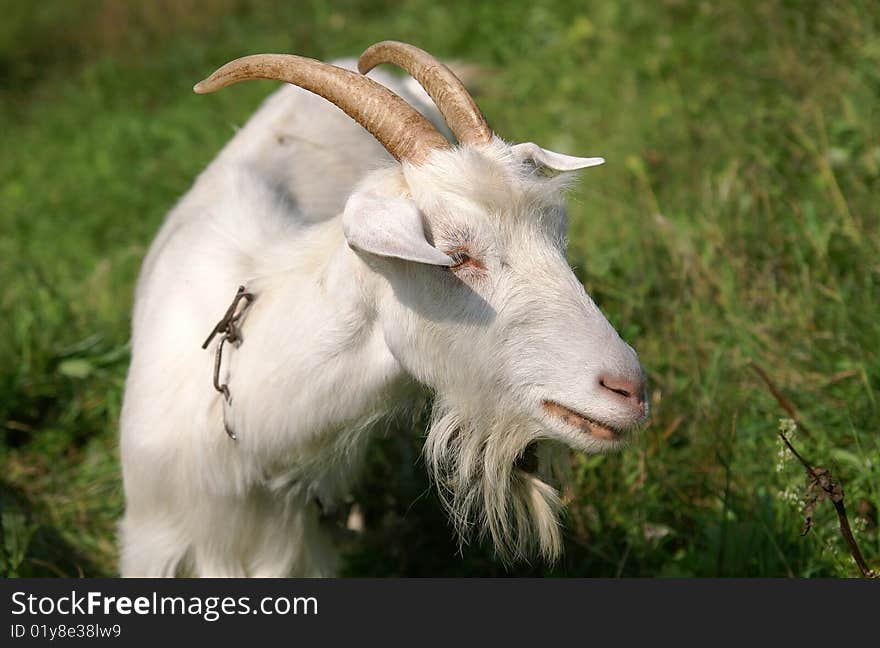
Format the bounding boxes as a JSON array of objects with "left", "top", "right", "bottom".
[
  {"left": 443, "top": 242, "right": 485, "bottom": 274},
  {"left": 448, "top": 251, "right": 471, "bottom": 269}
]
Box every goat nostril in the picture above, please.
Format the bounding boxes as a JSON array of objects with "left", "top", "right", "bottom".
[
  {"left": 598, "top": 376, "right": 645, "bottom": 407},
  {"left": 599, "top": 378, "right": 631, "bottom": 398}
]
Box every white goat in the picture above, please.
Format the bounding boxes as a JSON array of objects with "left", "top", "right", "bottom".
[{"left": 119, "top": 41, "right": 648, "bottom": 577}]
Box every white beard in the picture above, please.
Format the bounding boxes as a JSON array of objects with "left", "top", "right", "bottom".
[{"left": 424, "top": 396, "right": 569, "bottom": 562}]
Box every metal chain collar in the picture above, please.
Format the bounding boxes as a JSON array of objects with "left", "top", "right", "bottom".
[{"left": 202, "top": 285, "right": 255, "bottom": 440}]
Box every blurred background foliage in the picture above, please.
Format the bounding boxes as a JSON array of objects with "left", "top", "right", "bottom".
[{"left": 1, "top": 0, "right": 878, "bottom": 577}]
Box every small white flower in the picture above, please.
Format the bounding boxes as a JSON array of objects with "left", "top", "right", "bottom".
[{"left": 778, "top": 418, "right": 797, "bottom": 438}]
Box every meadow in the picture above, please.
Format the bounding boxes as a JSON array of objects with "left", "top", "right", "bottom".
[{"left": 1, "top": 0, "right": 877, "bottom": 577}]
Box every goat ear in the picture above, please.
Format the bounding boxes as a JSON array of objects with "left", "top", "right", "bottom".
[
  {"left": 511, "top": 142, "right": 605, "bottom": 171},
  {"left": 342, "top": 192, "right": 454, "bottom": 266}
]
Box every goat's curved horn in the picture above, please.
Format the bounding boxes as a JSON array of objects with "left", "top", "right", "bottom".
[
  {"left": 358, "top": 40, "right": 492, "bottom": 147},
  {"left": 194, "top": 53, "right": 450, "bottom": 163}
]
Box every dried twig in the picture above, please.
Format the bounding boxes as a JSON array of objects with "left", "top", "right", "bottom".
[
  {"left": 750, "top": 362, "right": 874, "bottom": 577},
  {"left": 749, "top": 363, "right": 812, "bottom": 437}
]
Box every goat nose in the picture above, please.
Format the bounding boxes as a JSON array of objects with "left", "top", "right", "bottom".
[{"left": 598, "top": 374, "right": 646, "bottom": 412}]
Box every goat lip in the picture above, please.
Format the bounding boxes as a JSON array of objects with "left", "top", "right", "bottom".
[{"left": 541, "top": 400, "right": 621, "bottom": 441}]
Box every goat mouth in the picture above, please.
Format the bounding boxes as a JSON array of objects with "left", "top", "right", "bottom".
[{"left": 541, "top": 400, "right": 622, "bottom": 441}]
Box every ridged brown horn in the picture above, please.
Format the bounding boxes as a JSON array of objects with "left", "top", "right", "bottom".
[
  {"left": 358, "top": 40, "right": 492, "bottom": 147},
  {"left": 194, "top": 53, "right": 450, "bottom": 163}
]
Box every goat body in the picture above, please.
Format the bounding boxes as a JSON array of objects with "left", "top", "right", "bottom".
[{"left": 121, "top": 66, "right": 431, "bottom": 576}]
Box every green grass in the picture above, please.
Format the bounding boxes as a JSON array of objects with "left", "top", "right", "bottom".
[{"left": 1, "top": 0, "right": 878, "bottom": 577}]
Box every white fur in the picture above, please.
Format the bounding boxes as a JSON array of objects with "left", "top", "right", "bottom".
[{"left": 119, "top": 62, "right": 647, "bottom": 577}]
